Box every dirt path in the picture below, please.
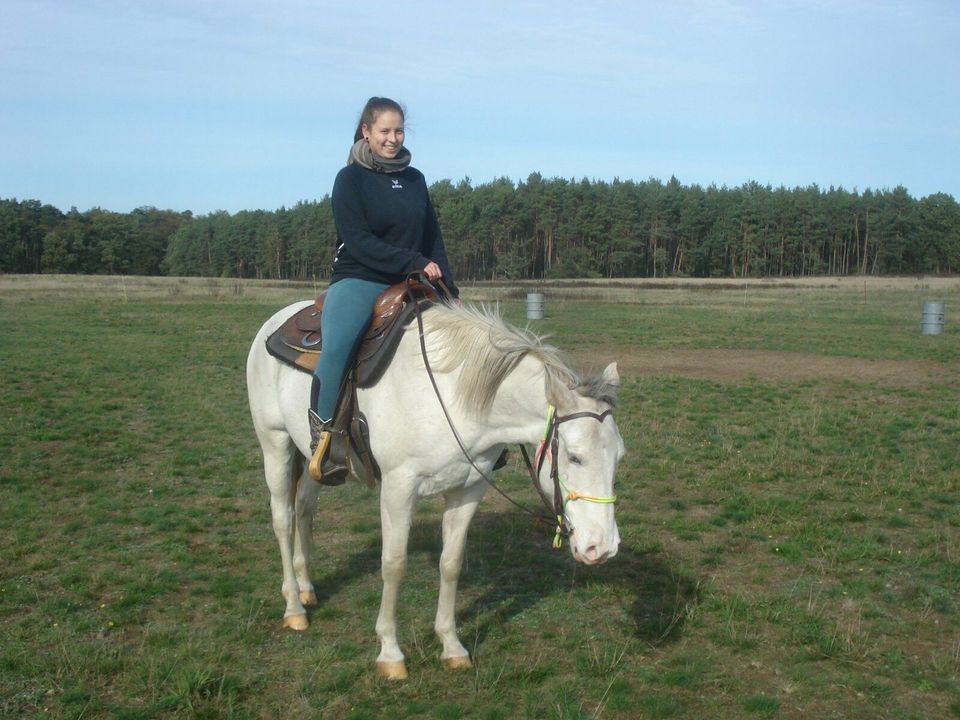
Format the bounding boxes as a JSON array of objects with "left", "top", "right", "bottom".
[{"left": 571, "top": 348, "right": 958, "bottom": 387}]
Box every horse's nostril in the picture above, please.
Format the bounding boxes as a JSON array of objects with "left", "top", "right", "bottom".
[{"left": 580, "top": 543, "right": 618, "bottom": 564}]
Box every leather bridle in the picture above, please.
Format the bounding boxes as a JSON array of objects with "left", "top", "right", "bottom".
[
  {"left": 406, "top": 276, "right": 617, "bottom": 548},
  {"left": 520, "top": 405, "right": 617, "bottom": 548}
]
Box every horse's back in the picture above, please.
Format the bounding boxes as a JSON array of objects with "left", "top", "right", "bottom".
[{"left": 249, "top": 300, "right": 314, "bottom": 350}]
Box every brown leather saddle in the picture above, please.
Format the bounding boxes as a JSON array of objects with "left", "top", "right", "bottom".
[
  {"left": 265, "top": 278, "right": 438, "bottom": 386},
  {"left": 264, "top": 278, "right": 440, "bottom": 484}
]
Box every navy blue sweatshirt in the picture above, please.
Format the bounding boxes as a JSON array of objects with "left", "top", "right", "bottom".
[{"left": 330, "top": 163, "right": 459, "bottom": 297}]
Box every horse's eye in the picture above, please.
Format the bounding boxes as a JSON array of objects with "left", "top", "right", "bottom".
[{"left": 568, "top": 455, "right": 582, "bottom": 466}]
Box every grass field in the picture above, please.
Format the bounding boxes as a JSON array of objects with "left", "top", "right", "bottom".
[{"left": 1, "top": 275, "right": 958, "bottom": 719}]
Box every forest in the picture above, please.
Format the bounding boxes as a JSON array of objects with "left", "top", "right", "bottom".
[{"left": 2, "top": 174, "right": 959, "bottom": 280}]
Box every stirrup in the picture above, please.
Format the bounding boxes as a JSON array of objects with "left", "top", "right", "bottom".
[
  {"left": 308, "top": 431, "right": 332, "bottom": 482},
  {"left": 307, "top": 411, "right": 349, "bottom": 486}
]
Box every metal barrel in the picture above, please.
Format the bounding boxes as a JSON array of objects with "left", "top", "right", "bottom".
[
  {"left": 921, "top": 301, "right": 945, "bottom": 335},
  {"left": 526, "top": 292, "right": 545, "bottom": 320}
]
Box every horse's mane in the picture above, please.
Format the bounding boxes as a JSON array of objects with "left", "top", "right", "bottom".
[{"left": 421, "top": 303, "right": 615, "bottom": 416}]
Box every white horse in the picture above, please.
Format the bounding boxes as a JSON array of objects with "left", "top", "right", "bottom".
[{"left": 246, "top": 300, "right": 625, "bottom": 678}]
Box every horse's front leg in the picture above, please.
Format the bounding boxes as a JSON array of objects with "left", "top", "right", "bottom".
[
  {"left": 375, "top": 480, "right": 415, "bottom": 679},
  {"left": 435, "top": 480, "right": 486, "bottom": 669}
]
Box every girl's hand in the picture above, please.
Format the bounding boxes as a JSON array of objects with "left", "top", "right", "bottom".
[{"left": 422, "top": 261, "right": 442, "bottom": 282}]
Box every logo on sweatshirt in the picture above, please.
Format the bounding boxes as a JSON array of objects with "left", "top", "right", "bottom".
[{"left": 391, "top": 179, "right": 403, "bottom": 190}]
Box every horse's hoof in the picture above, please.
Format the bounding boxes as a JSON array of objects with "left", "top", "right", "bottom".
[
  {"left": 299, "top": 590, "right": 318, "bottom": 606},
  {"left": 442, "top": 655, "right": 472, "bottom": 670},
  {"left": 282, "top": 613, "right": 308, "bottom": 631},
  {"left": 376, "top": 660, "right": 408, "bottom": 680}
]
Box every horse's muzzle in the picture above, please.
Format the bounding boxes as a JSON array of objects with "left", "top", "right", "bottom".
[{"left": 572, "top": 540, "right": 619, "bottom": 565}]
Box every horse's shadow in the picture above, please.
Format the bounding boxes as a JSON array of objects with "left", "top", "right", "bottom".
[
  {"left": 423, "top": 512, "right": 699, "bottom": 648},
  {"left": 308, "top": 509, "right": 699, "bottom": 649}
]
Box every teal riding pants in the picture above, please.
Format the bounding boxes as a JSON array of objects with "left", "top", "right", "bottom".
[{"left": 312, "top": 278, "right": 389, "bottom": 420}]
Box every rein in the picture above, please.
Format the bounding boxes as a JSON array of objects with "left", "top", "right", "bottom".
[{"left": 406, "top": 277, "right": 616, "bottom": 548}]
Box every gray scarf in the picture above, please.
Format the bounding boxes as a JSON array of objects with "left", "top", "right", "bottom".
[{"left": 348, "top": 139, "right": 412, "bottom": 173}]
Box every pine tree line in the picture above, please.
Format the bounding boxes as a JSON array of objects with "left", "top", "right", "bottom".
[{"left": 2, "top": 175, "right": 958, "bottom": 280}]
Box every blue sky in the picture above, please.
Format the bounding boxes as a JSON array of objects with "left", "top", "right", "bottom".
[{"left": 2, "top": 0, "right": 958, "bottom": 214}]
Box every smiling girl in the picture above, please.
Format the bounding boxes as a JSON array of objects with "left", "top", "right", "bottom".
[{"left": 307, "top": 96, "right": 459, "bottom": 484}]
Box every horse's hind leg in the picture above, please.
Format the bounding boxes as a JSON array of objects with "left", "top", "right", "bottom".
[
  {"left": 435, "top": 481, "right": 486, "bottom": 669},
  {"left": 293, "top": 460, "right": 320, "bottom": 607},
  {"left": 262, "top": 432, "right": 310, "bottom": 630}
]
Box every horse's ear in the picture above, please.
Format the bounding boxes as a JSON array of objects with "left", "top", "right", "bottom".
[
  {"left": 601, "top": 362, "right": 620, "bottom": 386},
  {"left": 570, "top": 362, "right": 621, "bottom": 407},
  {"left": 545, "top": 370, "right": 569, "bottom": 408},
  {"left": 592, "top": 362, "right": 621, "bottom": 406}
]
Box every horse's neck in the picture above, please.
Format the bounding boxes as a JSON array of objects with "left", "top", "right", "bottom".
[{"left": 485, "top": 354, "right": 553, "bottom": 446}]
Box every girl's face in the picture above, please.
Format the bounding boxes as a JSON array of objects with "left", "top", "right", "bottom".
[{"left": 363, "top": 110, "right": 405, "bottom": 159}]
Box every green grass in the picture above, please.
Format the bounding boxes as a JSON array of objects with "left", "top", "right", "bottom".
[
  {"left": 516, "top": 286, "right": 960, "bottom": 363},
  {"left": 1, "top": 276, "right": 958, "bottom": 718}
]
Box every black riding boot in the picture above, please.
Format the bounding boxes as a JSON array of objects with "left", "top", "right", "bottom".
[{"left": 307, "top": 410, "right": 349, "bottom": 486}]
